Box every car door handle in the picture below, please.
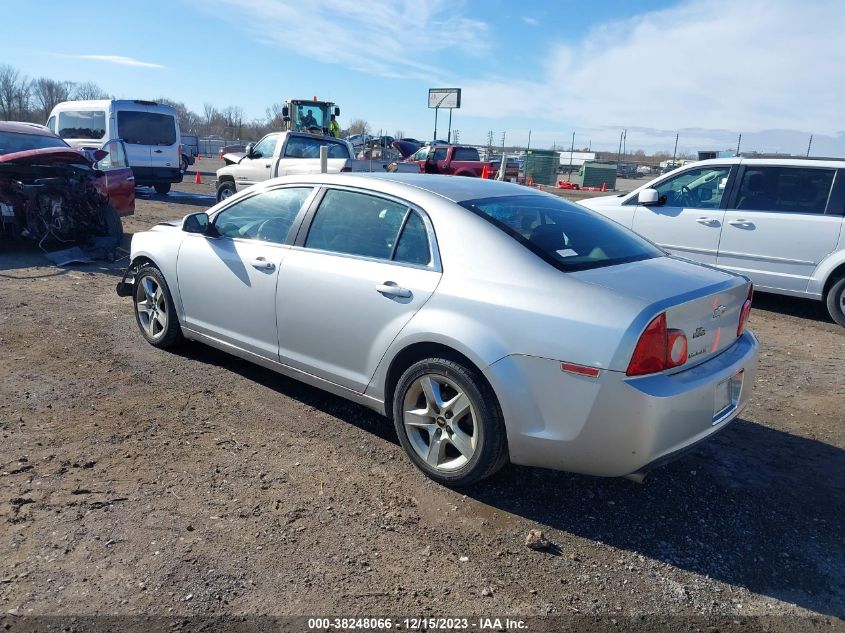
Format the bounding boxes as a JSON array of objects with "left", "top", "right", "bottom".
[
  {"left": 126, "top": 176, "right": 135, "bottom": 182},
  {"left": 154, "top": 149, "right": 163, "bottom": 154},
  {"left": 376, "top": 282, "right": 412, "bottom": 298},
  {"left": 728, "top": 219, "right": 755, "bottom": 227},
  {"left": 265, "top": 163, "right": 271, "bottom": 168},
  {"left": 696, "top": 217, "right": 720, "bottom": 226},
  {"left": 250, "top": 257, "right": 275, "bottom": 271}
]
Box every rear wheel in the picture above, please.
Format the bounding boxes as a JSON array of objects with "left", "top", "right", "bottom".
[
  {"left": 825, "top": 276, "right": 845, "bottom": 327},
  {"left": 133, "top": 265, "right": 183, "bottom": 349},
  {"left": 180, "top": 156, "right": 189, "bottom": 174},
  {"left": 154, "top": 183, "right": 171, "bottom": 195},
  {"left": 393, "top": 358, "right": 508, "bottom": 486}
]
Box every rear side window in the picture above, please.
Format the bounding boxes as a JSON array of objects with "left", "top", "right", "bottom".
[
  {"left": 459, "top": 194, "right": 662, "bottom": 272},
  {"left": 305, "top": 189, "right": 430, "bottom": 264},
  {"left": 117, "top": 111, "right": 177, "bottom": 145},
  {"left": 284, "top": 137, "right": 349, "bottom": 159},
  {"left": 431, "top": 148, "right": 447, "bottom": 162},
  {"left": 453, "top": 147, "right": 480, "bottom": 161},
  {"left": 58, "top": 110, "right": 106, "bottom": 140},
  {"left": 733, "top": 166, "right": 835, "bottom": 214}
]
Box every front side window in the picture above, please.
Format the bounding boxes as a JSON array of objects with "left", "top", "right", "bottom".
[
  {"left": 430, "top": 148, "right": 447, "bottom": 162},
  {"left": 250, "top": 134, "right": 279, "bottom": 159},
  {"left": 284, "top": 136, "right": 348, "bottom": 159},
  {"left": 97, "top": 140, "right": 129, "bottom": 169},
  {"left": 306, "top": 189, "right": 424, "bottom": 261},
  {"left": 653, "top": 166, "right": 731, "bottom": 209},
  {"left": 213, "top": 187, "right": 312, "bottom": 244},
  {"left": 58, "top": 110, "right": 106, "bottom": 140},
  {"left": 46, "top": 116, "right": 56, "bottom": 133},
  {"left": 733, "top": 166, "right": 835, "bottom": 214},
  {"left": 117, "top": 111, "right": 176, "bottom": 145},
  {"left": 459, "top": 194, "right": 662, "bottom": 272},
  {"left": 412, "top": 148, "right": 429, "bottom": 162}
]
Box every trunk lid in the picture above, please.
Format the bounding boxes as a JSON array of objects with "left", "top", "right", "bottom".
[{"left": 572, "top": 256, "right": 750, "bottom": 368}]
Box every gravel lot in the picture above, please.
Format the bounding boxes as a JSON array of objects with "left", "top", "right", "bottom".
[{"left": 0, "top": 164, "right": 842, "bottom": 626}]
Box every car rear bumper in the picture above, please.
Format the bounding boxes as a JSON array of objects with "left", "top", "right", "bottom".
[
  {"left": 131, "top": 166, "right": 183, "bottom": 185},
  {"left": 484, "top": 331, "right": 759, "bottom": 477}
]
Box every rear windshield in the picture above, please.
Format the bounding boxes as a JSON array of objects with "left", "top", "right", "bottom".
[
  {"left": 117, "top": 111, "right": 177, "bottom": 146},
  {"left": 0, "top": 131, "right": 69, "bottom": 154},
  {"left": 58, "top": 110, "right": 106, "bottom": 140},
  {"left": 459, "top": 194, "right": 662, "bottom": 271}
]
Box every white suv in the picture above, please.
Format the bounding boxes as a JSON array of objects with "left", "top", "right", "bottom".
[{"left": 580, "top": 158, "right": 845, "bottom": 326}]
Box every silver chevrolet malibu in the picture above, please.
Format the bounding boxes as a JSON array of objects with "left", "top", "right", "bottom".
[{"left": 118, "top": 174, "right": 758, "bottom": 486}]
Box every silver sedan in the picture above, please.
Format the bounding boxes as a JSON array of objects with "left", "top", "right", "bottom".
[{"left": 118, "top": 174, "right": 759, "bottom": 486}]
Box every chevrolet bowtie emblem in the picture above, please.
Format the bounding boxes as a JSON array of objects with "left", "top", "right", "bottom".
[{"left": 712, "top": 305, "right": 727, "bottom": 319}]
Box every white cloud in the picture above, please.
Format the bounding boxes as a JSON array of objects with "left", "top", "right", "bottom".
[
  {"left": 522, "top": 16, "right": 538, "bottom": 26},
  {"left": 461, "top": 0, "right": 845, "bottom": 137},
  {"left": 199, "top": 0, "right": 489, "bottom": 81},
  {"left": 73, "top": 55, "right": 165, "bottom": 69}
]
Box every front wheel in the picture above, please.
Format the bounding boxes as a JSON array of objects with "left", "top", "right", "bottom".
[
  {"left": 216, "top": 181, "right": 236, "bottom": 202},
  {"left": 133, "top": 265, "right": 183, "bottom": 349},
  {"left": 393, "top": 358, "right": 508, "bottom": 486},
  {"left": 825, "top": 276, "right": 845, "bottom": 327},
  {"left": 154, "top": 183, "right": 171, "bottom": 195},
  {"left": 180, "top": 156, "right": 189, "bottom": 174}
]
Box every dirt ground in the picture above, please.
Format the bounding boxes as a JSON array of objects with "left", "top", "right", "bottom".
[{"left": 0, "top": 164, "right": 843, "bottom": 627}]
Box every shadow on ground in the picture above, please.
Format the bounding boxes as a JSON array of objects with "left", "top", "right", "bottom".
[{"left": 171, "top": 341, "right": 844, "bottom": 618}]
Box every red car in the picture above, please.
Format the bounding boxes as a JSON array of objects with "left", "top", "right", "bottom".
[{"left": 0, "top": 122, "right": 134, "bottom": 247}]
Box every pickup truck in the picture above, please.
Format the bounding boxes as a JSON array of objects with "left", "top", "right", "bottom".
[
  {"left": 415, "top": 145, "right": 491, "bottom": 177},
  {"left": 215, "top": 131, "right": 415, "bottom": 201}
]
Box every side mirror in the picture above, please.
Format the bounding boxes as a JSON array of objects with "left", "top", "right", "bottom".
[
  {"left": 245, "top": 143, "right": 254, "bottom": 157},
  {"left": 334, "top": 107, "right": 340, "bottom": 116},
  {"left": 182, "top": 212, "right": 209, "bottom": 234},
  {"left": 638, "top": 188, "right": 660, "bottom": 206},
  {"left": 281, "top": 106, "right": 289, "bottom": 117}
]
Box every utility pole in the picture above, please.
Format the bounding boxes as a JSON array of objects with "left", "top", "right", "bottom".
[
  {"left": 447, "top": 107, "right": 453, "bottom": 143},
  {"left": 501, "top": 131, "right": 506, "bottom": 150},
  {"left": 616, "top": 130, "right": 624, "bottom": 166},
  {"left": 452, "top": 129, "right": 460, "bottom": 144},
  {"left": 621, "top": 128, "right": 627, "bottom": 159},
  {"left": 527, "top": 130, "right": 532, "bottom": 152},
  {"left": 736, "top": 133, "right": 742, "bottom": 156},
  {"left": 672, "top": 132, "right": 679, "bottom": 163},
  {"left": 807, "top": 134, "right": 813, "bottom": 157},
  {"left": 487, "top": 130, "right": 493, "bottom": 152},
  {"left": 567, "top": 131, "right": 575, "bottom": 182}
]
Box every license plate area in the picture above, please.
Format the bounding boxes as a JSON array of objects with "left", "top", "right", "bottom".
[{"left": 713, "top": 369, "right": 743, "bottom": 425}]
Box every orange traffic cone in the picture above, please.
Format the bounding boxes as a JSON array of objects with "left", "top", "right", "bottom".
[
  {"left": 601, "top": 182, "right": 607, "bottom": 192},
  {"left": 528, "top": 176, "right": 534, "bottom": 187},
  {"left": 195, "top": 170, "right": 202, "bottom": 184},
  {"left": 196, "top": 155, "right": 201, "bottom": 161},
  {"left": 481, "top": 164, "right": 490, "bottom": 179}
]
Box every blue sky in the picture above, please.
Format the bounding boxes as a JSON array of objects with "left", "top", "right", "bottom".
[{"left": 5, "top": 0, "right": 844, "bottom": 155}]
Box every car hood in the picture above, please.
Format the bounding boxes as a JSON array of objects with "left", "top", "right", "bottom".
[
  {"left": 578, "top": 193, "right": 631, "bottom": 209},
  {"left": 0, "top": 146, "right": 105, "bottom": 166},
  {"left": 222, "top": 152, "right": 246, "bottom": 165},
  {"left": 392, "top": 140, "right": 422, "bottom": 158}
]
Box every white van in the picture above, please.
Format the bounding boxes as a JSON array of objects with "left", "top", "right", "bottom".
[{"left": 47, "top": 99, "right": 183, "bottom": 194}]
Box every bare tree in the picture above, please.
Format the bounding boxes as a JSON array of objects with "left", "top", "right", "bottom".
[
  {"left": 32, "top": 78, "right": 74, "bottom": 120},
  {"left": 265, "top": 102, "right": 284, "bottom": 129},
  {"left": 203, "top": 102, "right": 217, "bottom": 126},
  {"left": 394, "top": 129, "right": 404, "bottom": 139},
  {"left": 72, "top": 81, "right": 108, "bottom": 100},
  {"left": 347, "top": 118, "right": 370, "bottom": 135},
  {"left": 0, "top": 64, "right": 23, "bottom": 120}
]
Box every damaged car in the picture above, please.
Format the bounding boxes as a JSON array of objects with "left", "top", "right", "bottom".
[{"left": 0, "top": 122, "right": 134, "bottom": 254}]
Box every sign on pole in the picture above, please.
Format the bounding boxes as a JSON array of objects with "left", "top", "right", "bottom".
[{"left": 428, "top": 88, "right": 461, "bottom": 109}]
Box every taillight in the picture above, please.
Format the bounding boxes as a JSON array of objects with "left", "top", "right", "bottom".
[
  {"left": 737, "top": 284, "right": 753, "bottom": 337},
  {"left": 626, "top": 312, "right": 688, "bottom": 376}
]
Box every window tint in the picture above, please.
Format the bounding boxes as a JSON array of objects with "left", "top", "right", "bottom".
[
  {"left": 46, "top": 116, "right": 56, "bottom": 133},
  {"left": 58, "top": 110, "right": 106, "bottom": 140},
  {"left": 453, "top": 147, "right": 480, "bottom": 161},
  {"left": 214, "top": 188, "right": 312, "bottom": 243},
  {"left": 305, "top": 190, "right": 410, "bottom": 260},
  {"left": 250, "top": 134, "right": 279, "bottom": 159},
  {"left": 284, "top": 136, "right": 348, "bottom": 158},
  {"left": 117, "top": 111, "right": 176, "bottom": 145},
  {"left": 654, "top": 166, "right": 731, "bottom": 209},
  {"left": 459, "top": 194, "right": 661, "bottom": 272},
  {"left": 412, "top": 148, "right": 429, "bottom": 161},
  {"left": 733, "top": 166, "right": 835, "bottom": 214},
  {"left": 431, "top": 148, "right": 447, "bottom": 162},
  {"left": 97, "top": 140, "right": 129, "bottom": 169},
  {"left": 0, "top": 131, "right": 68, "bottom": 153},
  {"left": 394, "top": 211, "right": 431, "bottom": 265}
]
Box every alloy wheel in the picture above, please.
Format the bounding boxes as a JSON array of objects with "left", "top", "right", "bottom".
[
  {"left": 402, "top": 374, "right": 477, "bottom": 471},
  {"left": 135, "top": 275, "right": 168, "bottom": 340}
]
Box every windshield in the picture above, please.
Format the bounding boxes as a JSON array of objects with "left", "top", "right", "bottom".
[
  {"left": 459, "top": 194, "right": 662, "bottom": 272},
  {"left": 0, "top": 131, "right": 69, "bottom": 155},
  {"left": 58, "top": 110, "right": 106, "bottom": 140},
  {"left": 293, "top": 103, "right": 330, "bottom": 131}
]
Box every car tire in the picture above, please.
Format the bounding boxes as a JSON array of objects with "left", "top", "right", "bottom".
[
  {"left": 154, "top": 183, "right": 171, "bottom": 195},
  {"left": 180, "top": 156, "right": 189, "bottom": 174},
  {"left": 133, "top": 265, "right": 183, "bottom": 349},
  {"left": 825, "top": 276, "right": 845, "bottom": 327},
  {"left": 392, "top": 357, "right": 508, "bottom": 487},
  {"left": 100, "top": 204, "right": 123, "bottom": 249},
  {"left": 216, "top": 181, "right": 236, "bottom": 202}
]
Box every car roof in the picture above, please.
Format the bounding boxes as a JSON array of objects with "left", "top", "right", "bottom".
[
  {"left": 688, "top": 157, "right": 845, "bottom": 169},
  {"left": 0, "top": 121, "right": 58, "bottom": 137},
  {"left": 267, "top": 173, "right": 547, "bottom": 204}
]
